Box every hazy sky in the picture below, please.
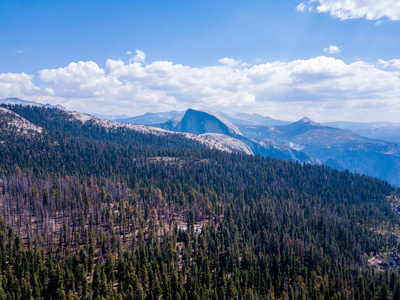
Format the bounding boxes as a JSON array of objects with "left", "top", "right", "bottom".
[{"left": 1, "top": 0, "right": 400, "bottom": 122}]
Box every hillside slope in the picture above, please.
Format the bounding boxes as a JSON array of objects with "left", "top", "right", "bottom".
[
  {"left": 0, "top": 106, "right": 43, "bottom": 138},
  {"left": 0, "top": 105, "right": 399, "bottom": 299}
]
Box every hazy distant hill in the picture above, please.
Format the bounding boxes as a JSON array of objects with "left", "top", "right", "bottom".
[
  {"left": 0, "top": 97, "right": 65, "bottom": 110},
  {"left": 116, "top": 110, "right": 184, "bottom": 125},
  {"left": 115, "top": 109, "right": 288, "bottom": 126},
  {"left": 218, "top": 111, "right": 289, "bottom": 126},
  {"left": 239, "top": 117, "right": 400, "bottom": 185},
  {"left": 326, "top": 121, "right": 400, "bottom": 144},
  {"left": 94, "top": 113, "right": 129, "bottom": 120}
]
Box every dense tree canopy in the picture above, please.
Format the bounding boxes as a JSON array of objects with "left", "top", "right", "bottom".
[{"left": 0, "top": 105, "right": 399, "bottom": 299}]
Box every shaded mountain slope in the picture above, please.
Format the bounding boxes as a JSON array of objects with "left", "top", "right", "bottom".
[{"left": 239, "top": 117, "right": 400, "bottom": 185}]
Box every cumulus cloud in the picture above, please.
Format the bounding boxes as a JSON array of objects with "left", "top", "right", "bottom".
[
  {"left": 2, "top": 52, "right": 400, "bottom": 121},
  {"left": 298, "top": 0, "right": 400, "bottom": 21},
  {"left": 0, "top": 73, "right": 39, "bottom": 98},
  {"left": 39, "top": 61, "right": 112, "bottom": 98},
  {"left": 323, "top": 45, "right": 341, "bottom": 54},
  {"left": 129, "top": 50, "right": 146, "bottom": 63},
  {"left": 218, "top": 58, "right": 241, "bottom": 68}
]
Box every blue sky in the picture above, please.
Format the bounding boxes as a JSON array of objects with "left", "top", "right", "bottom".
[{"left": 1, "top": 0, "right": 400, "bottom": 121}]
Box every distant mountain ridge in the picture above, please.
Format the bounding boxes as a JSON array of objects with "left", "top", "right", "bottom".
[
  {"left": 116, "top": 108, "right": 400, "bottom": 144},
  {"left": 218, "top": 111, "right": 289, "bottom": 126},
  {"left": 94, "top": 113, "right": 129, "bottom": 121},
  {"left": 325, "top": 121, "right": 400, "bottom": 144},
  {"left": 0, "top": 98, "right": 65, "bottom": 110},
  {"left": 116, "top": 109, "right": 288, "bottom": 127},
  {"left": 238, "top": 117, "right": 400, "bottom": 185},
  {"left": 116, "top": 111, "right": 184, "bottom": 125},
  {"left": 158, "top": 108, "right": 317, "bottom": 164}
]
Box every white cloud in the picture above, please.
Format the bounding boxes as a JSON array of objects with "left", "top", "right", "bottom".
[
  {"left": 0, "top": 73, "right": 39, "bottom": 98},
  {"left": 296, "top": 2, "right": 306, "bottom": 12},
  {"left": 126, "top": 51, "right": 132, "bottom": 55},
  {"left": 129, "top": 50, "right": 146, "bottom": 63},
  {"left": 323, "top": 45, "right": 341, "bottom": 54},
  {"left": 378, "top": 59, "right": 400, "bottom": 69},
  {"left": 218, "top": 58, "right": 241, "bottom": 68},
  {"left": 2, "top": 53, "right": 400, "bottom": 121},
  {"left": 298, "top": 0, "right": 400, "bottom": 21},
  {"left": 39, "top": 61, "right": 112, "bottom": 98}
]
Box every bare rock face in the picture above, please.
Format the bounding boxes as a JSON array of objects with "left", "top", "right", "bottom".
[{"left": 175, "top": 109, "right": 243, "bottom": 137}]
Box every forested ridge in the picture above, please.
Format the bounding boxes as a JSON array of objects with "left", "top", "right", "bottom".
[{"left": 0, "top": 105, "right": 399, "bottom": 299}]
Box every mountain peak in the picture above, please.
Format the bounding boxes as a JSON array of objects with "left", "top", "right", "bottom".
[
  {"left": 175, "top": 109, "right": 243, "bottom": 136},
  {"left": 300, "top": 116, "right": 313, "bottom": 123},
  {"left": 297, "top": 116, "right": 320, "bottom": 126}
]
